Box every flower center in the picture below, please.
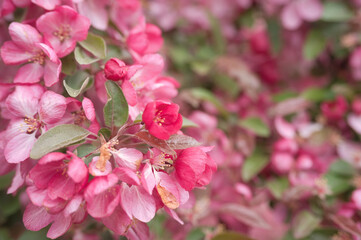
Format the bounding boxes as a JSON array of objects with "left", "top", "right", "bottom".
[
  {"left": 154, "top": 111, "right": 165, "bottom": 126},
  {"left": 73, "top": 111, "right": 87, "bottom": 125},
  {"left": 28, "top": 51, "right": 46, "bottom": 65},
  {"left": 53, "top": 25, "right": 71, "bottom": 42},
  {"left": 24, "top": 117, "right": 41, "bottom": 134}
]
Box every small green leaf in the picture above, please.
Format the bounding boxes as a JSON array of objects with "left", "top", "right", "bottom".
[
  {"left": 267, "top": 18, "right": 282, "bottom": 55},
  {"left": 301, "top": 88, "right": 334, "bottom": 102},
  {"left": 272, "top": 91, "right": 298, "bottom": 103},
  {"left": 190, "top": 88, "right": 228, "bottom": 116},
  {"left": 76, "top": 144, "right": 97, "bottom": 158},
  {"left": 322, "top": 1, "right": 353, "bottom": 22},
  {"left": 166, "top": 134, "right": 200, "bottom": 149},
  {"left": 324, "top": 173, "right": 353, "bottom": 195},
  {"left": 212, "top": 232, "right": 254, "bottom": 240},
  {"left": 242, "top": 151, "right": 269, "bottom": 182},
  {"left": 182, "top": 117, "right": 199, "bottom": 128},
  {"left": 329, "top": 160, "right": 355, "bottom": 177},
  {"left": 239, "top": 117, "right": 270, "bottom": 137},
  {"left": 63, "top": 71, "right": 90, "bottom": 97},
  {"left": 98, "top": 127, "right": 112, "bottom": 140},
  {"left": 19, "top": 228, "right": 48, "bottom": 240},
  {"left": 61, "top": 53, "right": 76, "bottom": 75},
  {"left": 135, "top": 131, "right": 176, "bottom": 156},
  {"left": 74, "top": 46, "right": 99, "bottom": 65},
  {"left": 208, "top": 12, "right": 226, "bottom": 54},
  {"left": 187, "top": 228, "right": 205, "bottom": 240},
  {"left": 267, "top": 177, "right": 289, "bottom": 199},
  {"left": 103, "top": 81, "right": 129, "bottom": 128},
  {"left": 292, "top": 211, "right": 321, "bottom": 239},
  {"left": 303, "top": 30, "right": 326, "bottom": 60},
  {"left": 30, "top": 124, "right": 90, "bottom": 159},
  {"left": 78, "top": 32, "right": 106, "bottom": 59}
]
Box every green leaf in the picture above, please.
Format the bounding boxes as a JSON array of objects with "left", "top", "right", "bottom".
[
  {"left": 239, "top": 117, "right": 270, "bottom": 137},
  {"left": 0, "top": 194, "right": 20, "bottom": 217},
  {"left": 322, "top": 1, "right": 353, "bottom": 22},
  {"left": 329, "top": 160, "right": 355, "bottom": 177},
  {"left": 208, "top": 12, "right": 226, "bottom": 54},
  {"left": 98, "top": 127, "right": 112, "bottom": 140},
  {"left": 166, "top": 134, "right": 200, "bottom": 149},
  {"left": 0, "top": 172, "right": 14, "bottom": 190},
  {"left": 63, "top": 71, "right": 90, "bottom": 97},
  {"left": 213, "top": 74, "right": 240, "bottom": 98},
  {"left": 212, "top": 232, "right": 254, "bottom": 240},
  {"left": 242, "top": 151, "right": 269, "bottom": 182},
  {"left": 30, "top": 124, "right": 91, "bottom": 159},
  {"left": 19, "top": 229, "right": 48, "bottom": 240},
  {"left": 303, "top": 30, "right": 326, "bottom": 60},
  {"left": 272, "top": 91, "right": 298, "bottom": 103},
  {"left": 182, "top": 117, "right": 199, "bottom": 128},
  {"left": 78, "top": 32, "right": 106, "bottom": 59},
  {"left": 135, "top": 131, "right": 176, "bottom": 156},
  {"left": 61, "top": 53, "right": 76, "bottom": 75},
  {"left": 187, "top": 228, "right": 205, "bottom": 240},
  {"left": 0, "top": 228, "right": 12, "bottom": 240},
  {"left": 301, "top": 88, "right": 334, "bottom": 102},
  {"left": 103, "top": 81, "right": 129, "bottom": 128},
  {"left": 292, "top": 211, "right": 321, "bottom": 239},
  {"left": 267, "top": 177, "right": 289, "bottom": 199},
  {"left": 267, "top": 18, "right": 282, "bottom": 55},
  {"left": 74, "top": 46, "right": 99, "bottom": 65},
  {"left": 190, "top": 88, "right": 228, "bottom": 116},
  {"left": 324, "top": 173, "right": 353, "bottom": 195},
  {"left": 76, "top": 144, "right": 97, "bottom": 158}
]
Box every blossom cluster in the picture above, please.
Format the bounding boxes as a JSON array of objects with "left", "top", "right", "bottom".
[
  {"left": 145, "top": 0, "right": 361, "bottom": 239},
  {"left": 0, "top": 0, "right": 216, "bottom": 239}
]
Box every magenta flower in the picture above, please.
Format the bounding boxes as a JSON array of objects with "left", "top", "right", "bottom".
[
  {"left": 4, "top": 86, "right": 66, "bottom": 163},
  {"left": 142, "top": 100, "right": 183, "bottom": 140},
  {"left": 36, "top": 6, "right": 91, "bottom": 58},
  {"left": 1, "top": 22, "right": 61, "bottom": 87}
]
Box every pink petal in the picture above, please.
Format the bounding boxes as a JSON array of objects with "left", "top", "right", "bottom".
[
  {"left": 64, "top": 195, "right": 83, "bottom": 216},
  {"left": 164, "top": 207, "right": 184, "bottom": 225},
  {"left": 23, "top": 204, "right": 53, "bottom": 231},
  {"left": 26, "top": 186, "right": 48, "bottom": 206},
  {"left": 0, "top": 41, "right": 33, "bottom": 65},
  {"left": 89, "top": 156, "right": 112, "bottom": 176},
  {"left": 5, "top": 132, "right": 36, "bottom": 163},
  {"left": 82, "top": 97, "right": 96, "bottom": 121},
  {"left": 7, "top": 164, "right": 25, "bottom": 194},
  {"left": 8, "top": 22, "right": 42, "bottom": 49},
  {"left": 120, "top": 184, "right": 156, "bottom": 222},
  {"left": 275, "top": 117, "right": 295, "bottom": 139},
  {"left": 14, "top": 63, "right": 44, "bottom": 84},
  {"left": 348, "top": 114, "right": 361, "bottom": 135},
  {"left": 31, "top": 0, "right": 60, "bottom": 10},
  {"left": 112, "top": 148, "right": 143, "bottom": 171},
  {"left": 296, "top": 0, "right": 323, "bottom": 22},
  {"left": 102, "top": 206, "right": 132, "bottom": 235},
  {"left": 281, "top": 2, "right": 302, "bottom": 30},
  {"left": 43, "top": 58, "right": 61, "bottom": 87},
  {"left": 38, "top": 152, "right": 66, "bottom": 165},
  {"left": 47, "top": 214, "right": 72, "bottom": 239},
  {"left": 5, "top": 86, "right": 42, "bottom": 118},
  {"left": 47, "top": 173, "right": 76, "bottom": 200},
  {"left": 77, "top": 0, "right": 108, "bottom": 30},
  {"left": 141, "top": 163, "right": 155, "bottom": 195},
  {"left": 121, "top": 80, "right": 138, "bottom": 106},
  {"left": 38, "top": 91, "right": 66, "bottom": 124},
  {"left": 67, "top": 156, "right": 88, "bottom": 183},
  {"left": 113, "top": 167, "right": 140, "bottom": 186},
  {"left": 43, "top": 196, "right": 67, "bottom": 214}
]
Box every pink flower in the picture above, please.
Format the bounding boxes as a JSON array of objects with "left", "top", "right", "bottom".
[
  {"left": 77, "top": 0, "right": 109, "bottom": 30},
  {"left": 0, "top": 0, "right": 15, "bottom": 17},
  {"left": 280, "top": 0, "right": 323, "bottom": 30},
  {"left": 1, "top": 22, "right": 61, "bottom": 87},
  {"left": 350, "top": 47, "right": 361, "bottom": 80},
  {"left": 103, "top": 58, "right": 139, "bottom": 81},
  {"left": 4, "top": 86, "right": 66, "bottom": 163},
  {"left": 28, "top": 152, "right": 88, "bottom": 200},
  {"left": 31, "top": 0, "right": 60, "bottom": 10},
  {"left": 36, "top": 6, "right": 91, "bottom": 58},
  {"left": 321, "top": 96, "right": 348, "bottom": 122},
  {"left": 142, "top": 101, "right": 183, "bottom": 140},
  {"left": 126, "top": 17, "right": 163, "bottom": 58}
]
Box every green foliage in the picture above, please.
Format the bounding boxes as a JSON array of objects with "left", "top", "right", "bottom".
[
  {"left": 239, "top": 117, "right": 270, "bottom": 137},
  {"left": 242, "top": 151, "right": 269, "bottom": 181},
  {"left": 63, "top": 71, "right": 90, "bottom": 97},
  {"left": 103, "top": 81, "right": 129, "bottom": 128},
  {"left": 292, "top": 211, "right": 321, "bottom": 239},
  {"left": 303, "top": 30, "right": 326, "bottom": 60},
  {"left": 322, "top": 1, "right": 353, "bottom": 22},
  {"left": 30, "top": 124, "right": 91, "bottom": 159}
]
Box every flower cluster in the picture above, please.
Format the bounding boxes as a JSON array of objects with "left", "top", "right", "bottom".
[{"left": 0, "top": 1, "right": 216, "bottom": 239}]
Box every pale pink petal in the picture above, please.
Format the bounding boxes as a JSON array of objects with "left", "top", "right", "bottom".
[
  {"left": 7, "top": 164, "right": 25, "bottom": 194},
  {"left": 281, "top": 2, "right": 302, "bottom": 30},
  {"left": 43, "top": 58, "right": 61, "bottom": 87},
  {"left": 102, "top": 206, "right": 132, "bottom": 235},
  {"left": 23, "top": 204, "right": 53, "bottom": 231},
  {"left": 112, "top": 148, "right": 143, "bottom": 171},
  {"left": 348, "top": 114, "right": 361, "bottom": 135},
  {"left": 38, "top": 152, "right": 66, "bottom": 164},
  {"left": 14, "top": 63, "right": 43, "bottom": 84},
  {"left": 120, "top": 184, "right": 156, "bottom": 222},
  {"left": 38, "top": 91, "right": 66, "bottom": 124},
  {"left": 125, "top": 221, "right": 150, "bottom": 240},
  {"left": 5, "top": 132, "right": 36, "bottom": 163},
  {"left": 77, "top": 0, "right": 108, "bottom": 30},
  {"left": 64, "top": 195, "right": 83, "bottom": 216},
  {"left": 31, "top": 0, "right": 60, "bottom": 10},
  {"left": 89, "top": 156, "right": 112, "bottom": 176},
  {"left": 164, "top": 207, "right": 184, "bottom": 225},
  {"left": 5, "top": 86, "right": 40, "bottom": 118},
  {"left": 8, "top": 22, "right": 42, "bottom": 49},
  {"left": 141, "top": 163, "right": 155, "bottom": 195},
  {"left": 47, "top": 214, "right": 72, "bottom": 239},
  {"left": 82, "top": 97, "right": 96, "bottom": 121},
  {"left": 0, "top": 41, "right": 33, "bottom": 64},
  {"left": 67, "top": 156, "right": 88, "bottom": 183},
  {"left": 26, "top": 186, "right": 48, "bottom": 206},
  {"left": 121, "top": 80, "right": 137, "bottom": 106},
  {"left": 43, "top": 196, "right": 67, "bottom": 214},
  {"left": 113, "top": 167, "right": 140, "bottom": 186},
  {"left": 296, "top": 0, "right": 323, "bottom": 22},
  {"left": 47, "top": 173, "right": 76, "bottom": 200},
  {"left": 275, "top": 117, "right": 295, "bottom": 139}
]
